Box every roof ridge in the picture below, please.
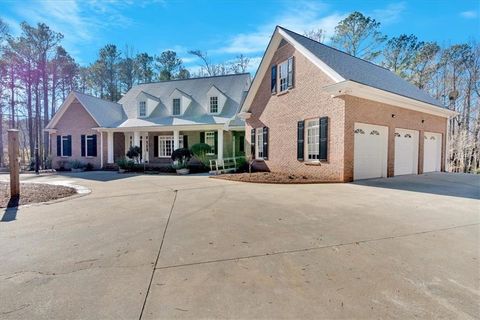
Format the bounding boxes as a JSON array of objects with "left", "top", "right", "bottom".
[
  {"left": 277, "top": 26, "right": 392, "bottom": 72},
  {"left": 136, "top": 73, "right": 250, "bottom": 86},
  {"left": 71, "top": 90, "right": 122, "bottom": 105}
]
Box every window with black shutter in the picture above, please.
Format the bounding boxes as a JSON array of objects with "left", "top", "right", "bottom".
[
  {"left": 154, "top": 136, "right": 159, "bottom": 157},
  {"left": 271, "top": 65, "right": 277, "bottom": 94},
  {"left": 83, "top": 134, "right": 97, "bottom": 157},
  {"left": 58, "top": 135, "right": 72, "bottom": 157},
  {"left": 297, "top": 121, "right": 305, "bottom": 161}
]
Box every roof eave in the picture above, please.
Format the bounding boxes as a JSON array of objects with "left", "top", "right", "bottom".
[{"left": 324, "top": 81, "right": 457, "bottom": 118}]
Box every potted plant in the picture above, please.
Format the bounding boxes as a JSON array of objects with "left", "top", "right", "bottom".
[
  {"left": 171, "top": 148, "right": 192, "bottom": 175},
  {"left": 69, "top": 160, "right": 85, "bottom": 172}
]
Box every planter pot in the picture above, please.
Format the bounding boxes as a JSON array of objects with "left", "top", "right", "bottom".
[
  {"left": 176, "top": 168, "right": 190, "bottom": 175},
  {"left": 118, "top": 168, "right": 126, "bottom": 173},
  {"left": 71, "top": 168, "right": 83, "bottom": 173}
]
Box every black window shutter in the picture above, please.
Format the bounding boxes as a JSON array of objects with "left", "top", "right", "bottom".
[
  {"left": 66, "top": 135, "right": 72, "bottom": 157},
  {"left": 200, "top": 132, "right": 205, "bottom": 144},
  {"left": 154, "top": 136, "right": 159, "bottom": 157},
  {"left": 183, "top": 135, "right": 188, "bottom": 149},
  {"left": 250, "top": 128, "right": 256, "bottom": 159},
  {"left": 81, "top": 135, "right": 86, "bottom": 157},
  {"left": 297, "top": 121, "right": 305, "bottom": 161},
  {"left": 271, "top": 65, "right": 277, "bottom": 94},
  {"left": 57, "top": 136, "right": 61, "bottom": 156},
  {"left": 91, "top": 134, "right": 97, "bottom": 157},
  {"left": 319, "top": 117, "right": 328, "bottom": 161},
  {"left": 288, "top": 56, "right": 294, "bottom": 88},
  {"left": 263, "top": 127, "right": 269, "bottom": 160},
  {"left": 214, "top": 131, "right": 218, "bottom": 155}
]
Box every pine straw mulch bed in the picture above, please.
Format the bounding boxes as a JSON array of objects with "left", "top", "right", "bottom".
[
  {"left": 0, "top": 182, "right": 77, "bottom": 208},
  {"left": 211, "top": 172, "right": 337, "bottom": 184}
]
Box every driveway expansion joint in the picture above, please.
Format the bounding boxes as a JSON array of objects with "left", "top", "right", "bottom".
[{"left": 138, "top": 189, "right": 178, "bottom": 320}]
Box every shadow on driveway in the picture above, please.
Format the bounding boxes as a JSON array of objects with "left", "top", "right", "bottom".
[{"left": 352, "top": 172, "right": 480, "bottom": 200}]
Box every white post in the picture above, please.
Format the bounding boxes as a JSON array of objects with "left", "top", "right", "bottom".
[
  {"left": 133, "top": 131, "right": 140, "bottom": 147},
  {"left": 232, "top": 135, "right": 236, "bottom": 158},
  {"left": 217, "top": 129, "right": 224, "bottom": 160},
  {"left": 100, "top": 131, "right": 104, "bottom": 168},
  {"left": 107, "top": 131, "right": 114, "bottom": 163},
  {"left": 173, "top": 130, "right": 180, "bottom": 150}
]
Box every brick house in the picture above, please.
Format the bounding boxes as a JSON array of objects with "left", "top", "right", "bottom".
[
  {"left": 239, "top": 26, "right": 456, "bottom": 182},
  {"left": 45, "top": 74, "right": 250, "bottom": 169}
]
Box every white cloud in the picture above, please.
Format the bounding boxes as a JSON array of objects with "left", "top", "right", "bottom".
[
  {"left": 216, "top": 1, "right": 345, "bottom": 55},
  {"left": 460, "top": 10, "right": 478, "bottom": 19},
  {"left": 371, "top": 2, "right": 406, "bottom": 24}
]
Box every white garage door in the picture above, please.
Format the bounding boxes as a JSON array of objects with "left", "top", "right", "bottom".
[
  {"left": 354, "top": 123, "right": 388, "bottom": 180},
  {"left": 423, "top": 132, "right": 442, "bottom": 172},
  {"left": 394, "top": 128, "right": 419, "bottom": 176}
]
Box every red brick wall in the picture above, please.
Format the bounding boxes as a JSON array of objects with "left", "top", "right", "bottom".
[
  {"left": 343, "top": 96, "right": 447, "bottom": 181},
  {"left": 51, "top": 99, "right": 102, "bottom": 169},
  {"left": 246, "top": 42, "right": 346, "bottom": 181}
]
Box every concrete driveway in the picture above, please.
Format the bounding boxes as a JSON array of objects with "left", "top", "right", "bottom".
[{"left": 0, "top": 172, "right": 479, "bottom": 319}]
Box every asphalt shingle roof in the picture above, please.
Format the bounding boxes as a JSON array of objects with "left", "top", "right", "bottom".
[
  {"left": 72, "top": 91, "right": 126, "bottom": 127},
  {"left": 280, "top": 27, "right": 444, "bottom": 108}
]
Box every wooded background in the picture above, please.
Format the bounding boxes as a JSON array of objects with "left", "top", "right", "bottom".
[{"left": 0, "top": 11, "right": 478, "bottom": 173}]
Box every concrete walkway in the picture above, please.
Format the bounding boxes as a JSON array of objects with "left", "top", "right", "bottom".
[{"left": 0, "top": 172, "right": 479, "bottom": 319}]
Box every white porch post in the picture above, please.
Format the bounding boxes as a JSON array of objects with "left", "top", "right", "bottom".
[
  {"left": 100, "top": 131, "right": 104, "bottom": 168},
  {"left": 232, "top": 134, "right": 236, "bottom": 158},
  {"left": 133, "top": 131, "right": 140, "bottom": 147},
  {"left": 107, "top": 131, "right": 114, "bottom": 163},
  {"left": 173, "top": 130, "right": 180, "bottom": 150},
  {"left": 217, "top": 129, "right": 224, "bottom": 160}
]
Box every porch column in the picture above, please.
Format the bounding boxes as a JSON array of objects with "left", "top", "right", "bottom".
[
  {"left": 100, "top": 131, "right": 104, "bottom": 168},
  {"left": 107, "top": 131, "right": 114, "bottom": 163},
  {"left": 217, "top": 129, "right": 224, "bottom": 160},
  {"left": 173, "top": 130, "right": 180, "bottom": 150},
  {"left": 133, "top": 131, "right": 140, "bottom": 147}
]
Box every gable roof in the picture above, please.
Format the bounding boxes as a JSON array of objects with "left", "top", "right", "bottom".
[
  {"left": 46, "top": 91, "right": 126, "bottom": 129},
  {"left": 241, "top": 26, "right": 449, "bottom": 117},
  {"left": 279, "top": 27, "right": 443, "bottom": 107}
]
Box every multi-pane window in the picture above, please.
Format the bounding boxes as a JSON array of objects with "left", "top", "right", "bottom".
[
  {"left": 209, "top": 96, "right": 218, "bottom": 114},
  {"left": 61, "top": 136, "right": 71, "bottom": 157},
  {"left": 158, "top": 135, "right": 183, "bottom": 157},
  {"left": 256, "top": 127, "right": 264, "bottom": 159},
  {"left": 172, "top": 98, "right": 181, "bottom": 116},
  {"left": 139, "top": 101, "right": 147, "bottom": 117},
  {"left": 306, "top": 119, "right": 319, "bottom": 160},
  {"left": 85, "top": 135, "right": 96, "bottom": 157},
  {"left": 278, "top": 60, "right": 289, "bottom": 92},
  {"left": 205, "top": 131, "right": 215, "bottom": 155}
]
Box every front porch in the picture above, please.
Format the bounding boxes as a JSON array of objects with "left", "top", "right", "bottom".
[{"left": 98, "top": 126, "right": 245, "bottom": 168}]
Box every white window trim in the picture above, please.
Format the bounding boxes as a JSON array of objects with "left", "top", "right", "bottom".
[
  {"left": 305, "top": 119, "right": 320, "bottom": 162},
  {"left": 85, "top": 135, "right": 96, "bottom": 158},
  {"left": 278, "top": 60, "right": 289, "bottom": 93},
  {"left": 209, "top": 96, "right": 219, "bottom": 114},
  {"left": 255, "top": 127, "right": 264, "bottom": 160},
  {"left": 60, "top": 135, "right": 70, "bottom": 157},
  {"left": 205, "top": 131, "right": 216, "bottom": 155},
  {"left": 172, "top": 98, "right": 181, "bottom": 116},
  {"left": 139, "top": 101, "right": 147, "bottom": 117},
  {"left": 158, "top": 135, "right": 183, "bottom": 158}
]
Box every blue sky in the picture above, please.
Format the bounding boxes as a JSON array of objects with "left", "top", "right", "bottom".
[{"left": 1, "top": 0, "right": 479, "bottom": 74}]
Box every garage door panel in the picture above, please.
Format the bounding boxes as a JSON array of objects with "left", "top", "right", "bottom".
[
  {"left": 424, "top": 132, "right": 442, "bottom": 172},
  {"left": 354, "top": 123, "right": 388, "bottom": 180},
  {"left": 394, "top": 128, "right": 419, "bottom": 176}
]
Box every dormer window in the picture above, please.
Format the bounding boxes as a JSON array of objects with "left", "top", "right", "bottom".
[
  {"left": 209, "top": 96, "right": 218, "bottom": 114},
  {"left": 172, "top": 98, "right": 181, "bottom": 116},
  {"left": 139, "top": 101, "right": 147, "bottom": 117}
]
